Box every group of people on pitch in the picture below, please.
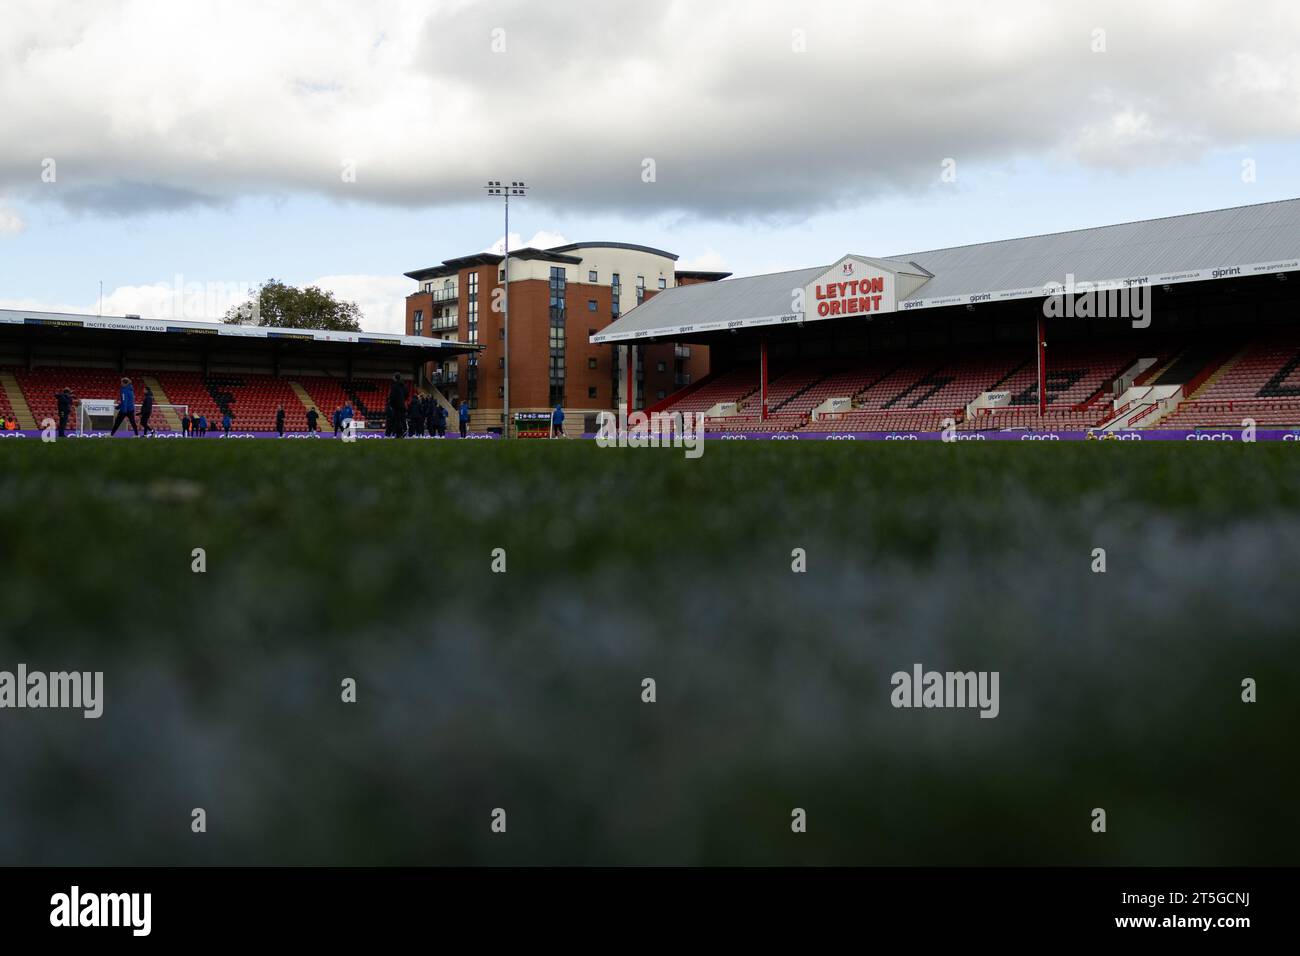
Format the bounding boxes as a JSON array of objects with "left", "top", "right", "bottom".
[
  {"left": 106, "top": 377, "right": 157, "bottom": 437},
  {"left": 380, "top": 372, "right": 469, "bottom": 438},
  {"left": 180, "top": 411, "right": 230, "bottom": 436},
  {"left": 271, "top": 405, "right": 320, "bottom": 436},
  {"left": 105, "top": 377, "right": 234, "bottom": 437},
  {"left": 87, "top": 373, "right": 553, "bottom": 439}
]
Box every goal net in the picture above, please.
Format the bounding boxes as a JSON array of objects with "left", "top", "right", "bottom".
[{"left": 77, "top": 399, "right": 190, "bottom": 435}]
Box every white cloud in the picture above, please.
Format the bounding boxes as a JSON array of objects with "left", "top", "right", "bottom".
[
  {"left": 0, "top": 205, "right": 25, "bottom": 236},
  {"left": 1, "top": 1, "right": 1296, "bottom": 220},
  {"left": 310, "top": 274, "right": 410, "bottom": 334},
  {"left": 677, "top": 250, "right": 728, "bottom": 273}
]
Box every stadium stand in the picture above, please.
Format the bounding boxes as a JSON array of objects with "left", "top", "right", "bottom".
[
  {"left": 1158, "top": 329, "right": 1300, "bottom": 428},
  {"left": 651, "top": 338, "right": 1272, "bottom": 432},
  {"left": 12, "top": 366, "right": 135, "bottom": 431},
  {"left": 661, "top": 365, "right": 760, "bottom": 416},
  {"left": 661, "top": 345, "right": 1128, "bottom": 432},
  {"left": 706, "top": 363, "right": 831, "bottom": 432},
  {"left": 2, "top": 366, "right": 404, "bottom": 432},
  {"left": 295, "top": 375, "right": 393, "bottom": 429}
]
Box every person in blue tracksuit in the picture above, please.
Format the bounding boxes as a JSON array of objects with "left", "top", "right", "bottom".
[
  {"left": 435, "top": 403, "right": 448, "bottom": 437},
  {"left": 110, "top": 377, "right": 138, "bottom": 436},
  {"left": 222, "top": 411, "right": 233, "bottom": 435},
  {"left": 551, "top": 402, "right": 565, "bottom": 438},
  {"left": 458, "top": 399, "right": 470, "bottom": 438}
]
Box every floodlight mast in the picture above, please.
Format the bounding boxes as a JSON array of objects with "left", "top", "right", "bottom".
[{"left": 484, "top": 180, "right": 529, "bottom": 437}]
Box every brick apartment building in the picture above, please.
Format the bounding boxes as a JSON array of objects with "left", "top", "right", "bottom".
[{"left": 404, "top": 241, "right": 728, "bottom": 432}]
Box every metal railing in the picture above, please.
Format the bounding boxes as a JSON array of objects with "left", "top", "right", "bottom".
[{"left": 410, "top": 286, "right": 459, "bottom": 303}]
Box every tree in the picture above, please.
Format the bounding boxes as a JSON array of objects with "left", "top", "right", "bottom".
[{"left": 223, "top": 279, "right": 363, "bottom": 332}]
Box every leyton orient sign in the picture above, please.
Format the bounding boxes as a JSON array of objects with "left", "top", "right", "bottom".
[{"left": 804, "top": 256, "right": 896, "bottom": 321}]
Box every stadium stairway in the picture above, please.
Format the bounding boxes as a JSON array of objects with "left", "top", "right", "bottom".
[
  {"left": 1184, "top": 344, "right": 1250, "bottom": 402},
  {"left": 0, "top": 370, "right": 37, "bottom": 429},
  {"left": 1135, "top": 343, "right": 1243, "bottom": 428},
  {"left": 140, "top": 374, "right": 183, "bottom": 431},
  {"left": 1152, "top": 342, "right": 1225, "bottom": 388},
  {"left": 286, "top": 380, "right": 320, "bottom": 420},
  {"left": 425, "top": 383, "right": 457, "bottom": 419}
]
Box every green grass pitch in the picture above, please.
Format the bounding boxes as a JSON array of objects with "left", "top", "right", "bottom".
[{"left": 0, "top": 439, "right": 1296, "bottom": 864}]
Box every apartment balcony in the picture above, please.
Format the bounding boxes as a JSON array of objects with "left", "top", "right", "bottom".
[{"left": 409, "top": 285, "right": 459, "bottom": 304}]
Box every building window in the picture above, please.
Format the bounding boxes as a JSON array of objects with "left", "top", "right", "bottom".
[
  {"left": 499, "top": 268, "right": 505, "bottom": 281},
  {"left": 549, "top": 265, "right": 567, "bottom": 407},
  {"left": 657, "top": 389, "right": 666, "bottom": 400},
  {"left": 611, "top": 273, "right": 621, "bottom": 318},
  {"left": 657, "top": 277, "right": 667, "bottom": 290},
  {"left": 588, "top": 269, "right": 598, "bottom": 282},
  {"left": 498, "top": 386, "right": 504, "bottom": 398},
  {"left": 588, "top": 386, "right": 598, "bottom": 399},
  {"left": 657, "top": 361, "right": 666, "bottom": 373},
  {"left": 588, "top": 357, "right": 598, "bottom": 370},
  {"left": 587, "top": 299, "right": 597, "bottom": 312},
  {"left": 499, "top": 327, "right": 505, "bottom": 339},
  {"left": 466, "top": 272, "right": 479, "bottom": 406},
  {"left": 498, "top": 357, "right": 504, "bottom": 368},
  {"left": 636, "top": 275, "right": 645, "bottom": 305},
  {"left": 467, "top": 272, "right": 479, "bottom": 344},
  {"left": 414, "top": 310, "right": 424, "bottom": 335}
]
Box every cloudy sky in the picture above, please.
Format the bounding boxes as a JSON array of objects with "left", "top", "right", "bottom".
[{"left": 2, "top": 0, "right": 1299, "bottom": 332}]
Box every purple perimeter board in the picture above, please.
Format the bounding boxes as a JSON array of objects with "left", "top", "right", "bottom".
[
  {"left": 3, "top": 429, "right": 1298, "bottom": 441},
  {"left": 580, "top": 429, "right": 1300, "bottom": 441},
  {"left": 0, "top": 431, "right": 498, "bottom": 440}
]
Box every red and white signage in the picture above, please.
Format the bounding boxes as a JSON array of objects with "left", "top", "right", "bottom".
[{"left": 804, "top": 256, "right": 896, "bottom": 320}]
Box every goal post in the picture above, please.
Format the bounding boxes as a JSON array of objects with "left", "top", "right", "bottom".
[{"left": 77, "top": 400, "right": 190, "bottom": 435}]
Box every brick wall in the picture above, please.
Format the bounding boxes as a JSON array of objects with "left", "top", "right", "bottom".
[{"left": 425, "top": 263, "right": 717, "bottom": 429}]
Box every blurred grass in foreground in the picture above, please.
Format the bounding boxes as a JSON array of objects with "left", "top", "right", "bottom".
[{"left": 0, "top": 440, "right": 1296, "bottom": 864}]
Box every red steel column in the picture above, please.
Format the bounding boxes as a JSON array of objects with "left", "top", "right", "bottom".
[
  {"left": 1036, "top": 315, "right": 1047, "bottom": 418},
  {"left": 760, "top": 336, "right": 769, "bottom": 421}
]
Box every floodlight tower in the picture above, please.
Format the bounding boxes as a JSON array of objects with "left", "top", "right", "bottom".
[{"left": 484, "top": 180, "right": 529, "bottom": 437}]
